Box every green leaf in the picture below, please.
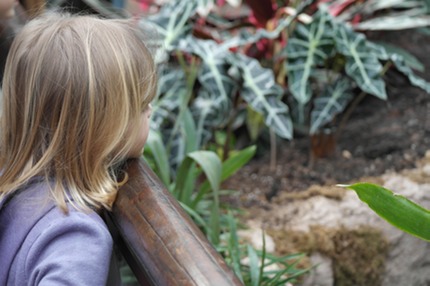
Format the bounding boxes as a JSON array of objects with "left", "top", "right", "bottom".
[
  {"left": 193, "top": 145, "right": 256, "bottom": 207},
  {"left": 182, "top": 108, "right": 199, "bottom": 153},
  {"left": 181, "top": 36, "right": 235, "bottom": 128},
  {"left": 144, "top": 131, "right": 171, "bottom": 187},
  {"left": 187, "top": 151, "right": 222, "bottom": 193},
  {"left": 174, "top": 156, "right": 196, "bottom": 203},
  {"left": 233, "top": 54, "right": 293, "bottom": 139},
  {"left": 246, "top": 106, "right": 265, "bottom": 141},
  {"left": 209, "top": 202, "right": 220, "bottom": 245},
  {"left": 334, "top": 22, "right": 387, "bottom": 100},
  {"left": 143, "top": 0, "right": 196, "bottom": 50},
  {"left": 310, "top": 77, "right": 354, "bottom": 134},
  {"left": 247, "top": 245, "right": 260, "bottom": 286},
  {"left": 221, "top": 145, "right": 256, "bottom": 181},
  {"left": 343, "top": 183, "right": 430, "bottom": 241},
  {"left": 226, "top": 212, "right": 244, "bottom": 282},
  {"left": 287, "top": 11, "right": 335, "bottom": 107},
  {"left": 368, "top": 42, "right": 430, "bottom": 93},
  {"left": 390, "top": 55, "right": 430, "bottom": 93},
  {"left": 355, "top": 15, "right": 430, "bottom": 31},
  {"left": 373, "top": 42, "right": 425, "bottom": 72}
]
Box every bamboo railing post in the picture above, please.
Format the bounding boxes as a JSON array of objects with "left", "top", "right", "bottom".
[{"left": 105, "top": 158, "right": 243, "bottom": 286}]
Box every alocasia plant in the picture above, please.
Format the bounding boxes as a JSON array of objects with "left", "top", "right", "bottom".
[{"left": 140, "top": 0, "right": 430, "bottom": 164}]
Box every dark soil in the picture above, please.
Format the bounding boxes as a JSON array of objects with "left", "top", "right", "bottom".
[{"left": 226, "top": 29, "right": 430, "bottom": 209}]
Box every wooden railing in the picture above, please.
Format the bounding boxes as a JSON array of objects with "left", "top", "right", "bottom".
[{"left": 105, "top": 159, "right": 243, "bottom": 285}]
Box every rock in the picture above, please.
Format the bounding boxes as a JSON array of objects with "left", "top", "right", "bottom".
[
  {"left": 237, "top": 227, "right": 276, "bottom": 253},
  {"left": 247, "top": 167, "right": 430, "bottom": 285},
  {"left": 301, "top": 252, "right": 333, "bottom": 286}
]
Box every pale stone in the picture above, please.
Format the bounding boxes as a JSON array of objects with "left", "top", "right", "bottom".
[
  {"left": 301, "top": 252, "right": 333, "bottom": 286},
  {"left": 246, "top": 165, "right": 430, "bottom": 285},
  {"left": 237, "top": 227, "right": 276, "bottom": 253}
]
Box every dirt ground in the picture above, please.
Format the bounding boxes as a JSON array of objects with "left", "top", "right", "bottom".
[{"left": 225, "top": 29, "right": 430, "bottom": 209}]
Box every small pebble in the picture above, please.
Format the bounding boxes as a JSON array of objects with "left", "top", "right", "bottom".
[{"left": 342, "top": 150, "right": 352, "bottom": 159}]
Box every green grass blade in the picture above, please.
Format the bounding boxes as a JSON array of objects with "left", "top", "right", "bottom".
[
  {"left": 227, "top": 212, "right": 244, "bottom": 283},
  {"left": 145, "top": 131, "right": 171, "bottom": 187},
  {"left": 174, "top": 157, "right": 195, "bottom": 203},
  {"left": 221, "top": 145, "right": 256, "bottom": 181},
  {"left": 193, "top": 145, "right": 256, "bottom": 207},
  {"left": 343, "top": 183, "right": 430, "bottom": 241},
  {"left": 247, "top": 245, "right": 260, "bottom": 286},
  {"left": 187, "top": 151, "right": 222, "bottom": 193},
  {"left": 209, "top": 202, "right": 220, "bottom": 245}
]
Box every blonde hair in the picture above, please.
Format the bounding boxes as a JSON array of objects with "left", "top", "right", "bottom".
[{"left": 0, "top": 13, "right": 157, "bottom": 212}]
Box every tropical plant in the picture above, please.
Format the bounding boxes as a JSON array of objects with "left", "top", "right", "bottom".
[
  {"left": 223, "top": 212, "right": 311, "bottom": 285},
  {"left": 319, "top": 0, "right": 430, "bottom": 31},
  {"left": 341, "top": 183, "right": 430, "bottom": 241},
  {"left": 141, "top": 0, "right": 430, "bottom": 162},
  {"left": 144, "top": 132, "right": 310, "bottom": 284}
]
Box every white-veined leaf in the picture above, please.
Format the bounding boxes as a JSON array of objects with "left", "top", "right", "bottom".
[
  {"left": 142, "top": 0, "right": 196, "bottom": 50},
  {"left": 233, "top": 54, "right": 293, "bottom": 139},
  {"left": 367, "top": 42, "right": 430, "bottom": 93},
  {"left": 335, "top": 22, "right": 387, "bottom": 99},
  {"left": 310, "top": 77, "right": 354, "bottom": 134},
  {"left": 286, "top": 10, "right": 335, "bottom": 122},
  {"left": 355, "top": 15, "right": 430, "bottom": 30},
  {"left": 180, "top": 36, "right": 235, "bottom": 127}
]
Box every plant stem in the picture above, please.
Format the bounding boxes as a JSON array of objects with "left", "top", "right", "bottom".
[
  {"left": 335, "top": 91, "right": 366, "bottom": 142},
  {"left": 270, "top": 128, "right": 277, "bottom": 171},
  {"left": 336, "top": 61, "right": 392, "bottom": 141}
]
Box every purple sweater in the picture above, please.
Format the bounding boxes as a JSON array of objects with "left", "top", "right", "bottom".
[{"left": 0, "top": 181, "right": 120, "bottom": 285}]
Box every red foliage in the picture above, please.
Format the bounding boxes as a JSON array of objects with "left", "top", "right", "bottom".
[{"left": 245, "top": 0, "right": 277, "bottom": 28}]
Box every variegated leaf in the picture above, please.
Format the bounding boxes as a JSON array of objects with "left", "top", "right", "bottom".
[
  {"left": 286, "top": 11, "right": 335, "bottom": 108},
  {"left": 233, "top": 54, "right": 292, "bottom": 139},
  {"left": 367, "top": 42, "right": 430, "bottom": 93},
  {"left": 191, "top": 90, "right": 223, "bottom": 147},
  {"left": 179, "top": 36, "right": 235, "bottom": 126},
  {"left": 334, "top": 23, "right": 387, "bottom": 100},
  {"left": 310, "top": 77, "right": 354, "bottom": 134},
  {"left": 142, "top": 0, "right": 196, "bottom": 50},
  {"left": 151, "top": 66, "right": 187, "bottom": 129},
  {"left": 390, "top": 55, "right": 430, "bottom": 93}
]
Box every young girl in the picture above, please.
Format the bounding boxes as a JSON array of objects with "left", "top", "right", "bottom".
[{"left": 0, "top": 12, "right": 156, "bottom": 285}]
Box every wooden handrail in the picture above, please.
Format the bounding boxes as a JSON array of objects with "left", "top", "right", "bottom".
[{"left": 105, "top": 159, "right": 243, "bottom": 285}]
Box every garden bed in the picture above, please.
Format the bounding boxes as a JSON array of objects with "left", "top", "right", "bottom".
[{"left": 226, "top": 29, "right": 430, "bottom": 209}]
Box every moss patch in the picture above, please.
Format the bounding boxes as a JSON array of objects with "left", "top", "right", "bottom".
[{"left": 268, "top": 225, "right": 389, "bottom": 285}]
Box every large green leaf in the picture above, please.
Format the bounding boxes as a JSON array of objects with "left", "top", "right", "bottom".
[
  {"left": 373, "top": 42, "right": 425, "bottom": 72},
  {"left": 310, "top": 77, "right": 354, "bottom": 134},
  {"left": 194, "top": 145, "right": 256, "bottom": 206},
  {"left": 390, "top": 55, "right": 430, "bottom": 93},
  {"left": 233, "top": 54, "right": 293, "bottom": 139},
  {"left": 352, "top": 0, "right": 430, "bottom": 30},
  {"left": 355, "top": 15, "right": 430, "bottom": 30},
  {"left": 335, "top": 23, "right": 387, "bottom": 100},
  {"left": 343, "top": 183, "right": 430, "bottom": 241},
  {"left": 143, "top": 0, "right": 196, "bottom": 50},
  {"left": 368, "top": 42, "right": 430, "bottom": 93},
  {"left": 287, "top": 11, "right": 335, "bottom": 107},
  {"left": 190, "top": 91, "right": 218, "bottom": 147},
  {"left": 174, "top": 150, "right": 221, "bottom": 202},
  {"left": 144, "top": 131, "right": 171, "bottom": 187},
  {"left": 180, "top": 36, "right": 235, "bottom": 127}
]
